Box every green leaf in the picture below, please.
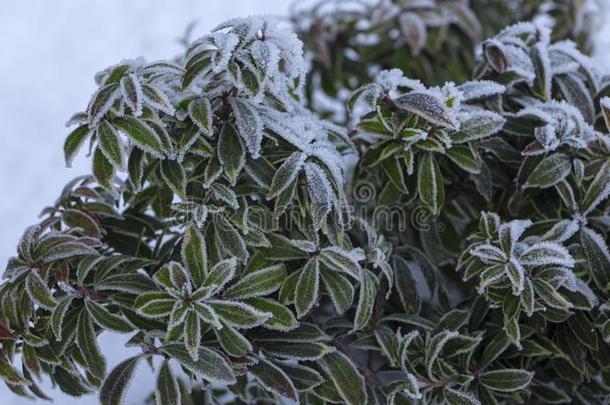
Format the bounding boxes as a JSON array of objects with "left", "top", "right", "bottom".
[
  {"left": 533, "top": 279, "right": 573, "bottom": 310},
  {"left": 120, "top": 73, "right": 143, "bottom": 115},
  {"left": 188, "top": 97, "right": 213, "bottom": 135},
  {"left": 393, "top": 256, "right": 420, "bottom": 314},
  {"left": 25, "top": 271, "right": 56, "bottom": 309},
  {"left": 446, "top": 144, "right": 481, "bottom": 174},
  {"left": 0, "top": 358, "right": 30, "bottom": 386},
  {"left": 263, "top": 341, "right": 334, "bottom": 360},
  {"left": 85, "top": 299, "right": 133, "bottom": 333},
  {"left": 155, "top": 360, "right": 180, "bottom": 405},
  {"left": 318, "top": 351, "right": 367, "bottom": 405},
  {"left": 97, "top": 120, "right": 125, "bottom": 169},
  {"left": 93, "top": 147, "right": 115, "bottom": 194},
  {"left": 223, "top": 264, "right": 285, "bottom": 300},
  {"left": 181, "top": 223, "right": 208, "bottom": 286},
  {"left": 160, "top": 343, "right": 235, "bottom": 384},
  {"left": 524, "top": 153, "right": 571, "bottom": 189},
  {"left": 134, "top": 291, "right": 175, "bottom": 318},
  {"left": 160, "top": 159, "right": 187, "bottom": 199},
  {"left": 99, "top": 355, "right": 142, "bottom": 405},
  {"left": 62, "top": 209, "right": 102, "bottom": 237},
  {"left": 64, "top": 124, "right": 90, "bottom": 167},
  {"left": 452, "top": 111, "right": 505, "bottom": 143},
  {"left": 395, "top": 91, "right": 455, "bottom": 128},
  {"left": 113, "top": 116, "right": 164, "bottom": 158},
  {"left": 245, "top": 297, "right": 298, "bottom": 331},
  {"left": 318, "top": 247, "right": 362, "bottom": 278},
  {"left": 320, "top": 268, "right": 354, "bottom": 315},
  {"left": 184, "top": 310, "right": 201, "bottom": 361},
  {"left": 580, "top": 227, "right": 610, "bottom": 290},
  {"left": 203, "top": 258, "right": 236, "bottom": 291},
  {"left": 274, "top": 361, "right": 323, "bottom": 391},
  {"left": 418, "top": 152, "right": 444, "bottom": 216},
  {"left": 88, "top": 83, "right": 120, "bottom": 125},
  {"left": 353, "top": 269, "right": 378, "bottom": 331},
  {"left": 217, "top": 123, "right": 245, "bottom": 183},
  {"left": 268, "top": 152, "right": 306, "bottom": 199},
  {"left": 295, "top": 258, "right": 320, "bottom": 318},
  {"left": 581, "top": 159, "right": 610, "bottom": 215},
  {"left": 77, "top": 310, "right": 107, "bottom": 379},
  {"left": 208, "top": 300, "right": 271, "bottom": 329},
  {"left": 250, "top": 357, "right": 298, "bottom": 402},
  {"left": 479, "top": 369, "right": 533, "bottom": 392},
  {"left": 215, "top": 320, "right": 252, "bottom": 357},
  {"left": 51, "top": 296, "right": 74, "bottom": 340},
  {"left": 213, "top": 214, "right": 248, "bottom": 262},
  {"left": 531, "top": 43, "right": 551, "bottom": 100},
  {"left": 230, "top": 97, "right": 263, "bottom": 157}
]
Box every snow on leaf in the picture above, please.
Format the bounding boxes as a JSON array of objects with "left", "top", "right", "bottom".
[
  {"left": 395, "top": 91, "right": 456, "bottom": 128},
  {"left": 519, "top": 242, "right": 575, "bottom": 268},
  {"left": 230, "top": 97, "right": 263, "bottom": 158},
  {"left": 457, "top": 80, "right": 505, "bottom": 102}
]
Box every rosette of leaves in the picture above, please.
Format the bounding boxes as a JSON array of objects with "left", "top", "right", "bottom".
[
  {"left": 292, "top": 0, "right": 595, "bottom": 121},
  {"left": 349, "top": 69, "right": 505, "bottom": 217},
  {"left": 458, "top": 212, "right": 592, "bottom": 344},
  {"left": 374, "top": 312, "right": 536, "bottom": 404}
]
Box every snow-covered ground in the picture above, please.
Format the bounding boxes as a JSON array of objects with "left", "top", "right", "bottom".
[{"left": 0, "top": 0, "right": 609, "bottom": 404}]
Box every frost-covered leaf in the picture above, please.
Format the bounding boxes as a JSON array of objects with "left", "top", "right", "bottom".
[
  {"left": 188, "top": 97, "right": 213, "bottom": 136},
  {"left": 213, "top": 214, "right": 248, "bottom": 262},
  {"left": 217, "top": 123, "right": 245, "bottom": 183},
  {"left": 268, "top": 152, "right": 306, "bottom": 199},
  {"left": 208, "top": 300, "right": 271, "bottom": 329},
  {"left": 580, "top": 227, "right": 610, "bottom": 290},
  {"left": 85, "top": 299, "right": 133, "bottom": 333},
  {"left": 160, "top": 159, "right": 187, "bottom": 199},
  {"left": 120, "top": 73, "right": 143, "bottom": 116},
  {"left": 318, "top": 351, "right": 367, "bottom": 405},
  {"left": 295, "top": 258, "right": 320, "bottom": 318},
  {"left": 601, "top": 97, "right": 610, "bottom": 132},
  {"left": 88, "top": 83, "right": 120, "bottom": 125},
  {"left": 457, "top": 80, "right": 505, "bottom": 102},
  {"left": 0, "top": 358, "right": 30, "bottom": 386},
  {"left": 181, "top": 224, "right": 208, "bottom": 286},
  {"left": 319, "top": 246, "right": 362, "bottom": 278},
  {"left": 134, "top": 291, "right": 175, "bottom": 318},
  {"left": 581, "top": 159, "right": 610, "bottom": 215},
  {"left": 223, "top": 264, "right": 285, "bottom": 300},
  {"left": 418, "top": 153, "right": 444, "bottom": 216},
  {"left": 184, "top": 310, "right": 201, "bottom": 361},
  {"left": 245, "top": 297, "right": 297, "bottom": 331},
  {"left": 64, "top": 125, "right": 90, "bottom": 167},
  {"left": 395, "top": 91, "right": 455, "bottom": 128},
  {"left": 160, "top": 343, "right": 235, "bottom": 384},
  {"left": 453, "top": 111, "right": 505, "bottom": 143},
  {"left": 77, "top": 310, "right": 107, "bottom": 379},
  {"left": 155, "top": 360, "right": 180, "bottom": 405},
  {"left": 353, "top": 269, "right": 377, "bottom": 332},
  {"left": 479, "top": 369, "right": 533, "bottom": 392},
  {"left": 250, "top": 357, "right": 298, "bottom": 403},
  {"left": 215, "top": 320, "right": 252, "bottom": 357},
  {"left": 320, "top": 268, "right": 354, "bottom": 315},
  {"left": 523, "top": 153, "right": 571, "bottom": 189},
  {"left": 113, "top": 116, "right": 165, "bottom": 158},
  {"left": 519, "top": 242, "right": 574, "bottom": 268},
  {"left": 230, "top": 97, "right": 263, "bottom": 158},
  {"left": 25, "top": 271, "right": 56, "bottom": 309}
]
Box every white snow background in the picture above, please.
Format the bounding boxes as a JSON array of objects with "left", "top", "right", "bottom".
[{"left": 0, "top": 1, "right": 609, "bottom": 404}]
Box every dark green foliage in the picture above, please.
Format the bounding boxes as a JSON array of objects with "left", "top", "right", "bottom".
[{"left": 2, "top": 1, "right": 610, "bottom": 404}]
